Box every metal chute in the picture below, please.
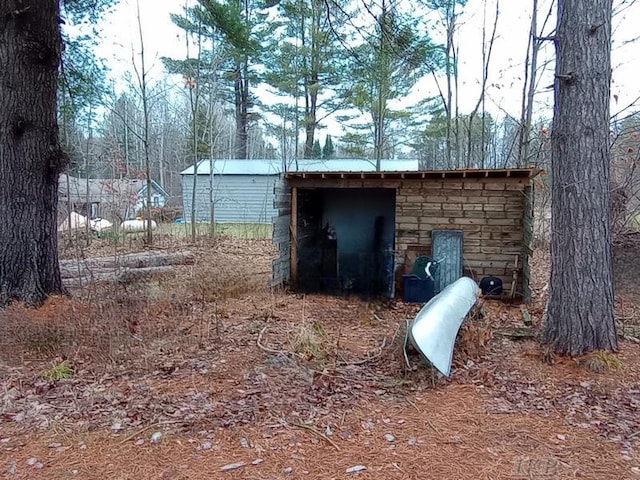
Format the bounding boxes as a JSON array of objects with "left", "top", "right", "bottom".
[{"left": 407, "top": 277, "right": 480, "bottom": 377}]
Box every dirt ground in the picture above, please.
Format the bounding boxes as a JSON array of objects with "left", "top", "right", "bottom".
[{"left": 1, "top": 233, "right": 639, "bottom": 480}]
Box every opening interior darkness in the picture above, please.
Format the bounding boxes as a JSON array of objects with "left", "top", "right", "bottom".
[{"left": 296, "top": 188, "right": 396, "bottom": 296}]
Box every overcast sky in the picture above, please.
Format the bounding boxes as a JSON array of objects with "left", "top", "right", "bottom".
[{"left": 93, "top": 0, "right": 640, "bottom": 137}]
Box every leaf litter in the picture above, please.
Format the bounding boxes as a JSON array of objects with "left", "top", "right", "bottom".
[{"left": 0, "top": 237, "right": 639, "bottom": 479}]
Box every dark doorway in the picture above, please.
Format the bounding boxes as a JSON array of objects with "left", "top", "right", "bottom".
[{"left": 295, "top": 188, "right": 395, "bottom": 296}]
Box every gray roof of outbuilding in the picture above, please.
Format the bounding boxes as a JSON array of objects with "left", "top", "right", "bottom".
[
  {"left": 59, "top": 174, "right": 168, "bottom": 199},
  {"left": 179, "top": 158, "right": 420, "bottom": 175}
]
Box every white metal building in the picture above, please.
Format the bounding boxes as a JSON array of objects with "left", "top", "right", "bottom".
[{"left": 180, "top": 159, "right": 419, "bottom": 224}]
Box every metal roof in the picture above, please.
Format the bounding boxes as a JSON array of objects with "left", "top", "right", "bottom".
[
  {"left": 284, "top": 167, "right": 536, "bottom": 180},
  {"left": 58, "top": 174, "right": 168, "bottom": 200},
  {"left": 180, "top": 158, "right": 421, "bottom": 175}
]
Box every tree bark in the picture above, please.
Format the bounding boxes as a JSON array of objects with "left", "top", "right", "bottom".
[
  {"left": 542, "top": 0, "right": 617, "bottom": 354},
  {"left": 234, "top": 54, "right": 250, "bottom": 160},
  {"left": 0, "top": 0, "right": 66, "bottom": 306}
]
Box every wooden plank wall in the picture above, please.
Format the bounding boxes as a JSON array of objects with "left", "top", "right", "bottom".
[
  {"left": 284, "top": 175, "right": 532, "bottom": 299},
  {"left": 271, "top": 176, "right": 292, "bottom": 287},
  {"left": 396, "top": 177, "right": 530, "bottom": 299}
]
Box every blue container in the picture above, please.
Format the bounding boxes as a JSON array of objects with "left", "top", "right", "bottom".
[{"left": 402, "top": 274, "right": 436, "bottom": 303}]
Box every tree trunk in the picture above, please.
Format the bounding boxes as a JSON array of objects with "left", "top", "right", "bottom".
[
  {"left": 445, "top": 2, "right": 454, "bottom": 168},
  {"left": 518, "top": 0, "right": 538, "bottom": 168},
  {"left": 234, "top": 61, "right": 249, "bottom": 160},
  {"left": 59, "top": 250, "right": 195, "bottom": 277},
  {"left": 303, "top": 7, "right": 320, "bottom": 160},
  {"left": 0, "top": 0, "right": 66, "bottom": 306},
  {"left": 303, "top": 78, "right": 318, "bottom": 159},
  {"left": 542, "top": 0, "right": 617, "bottom": 354},
  {"left": 63, "top": 266, "right": 175, "bottom": 289}
]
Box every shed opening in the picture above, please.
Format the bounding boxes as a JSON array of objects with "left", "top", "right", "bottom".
[{"left": 294, "top": 188, "right": 395, "bottom": 296}]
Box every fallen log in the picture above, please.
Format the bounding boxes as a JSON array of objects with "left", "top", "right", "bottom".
[
  {"left": 62, "top": 265, "right": 175, "bottom": 288},
  {"left": 60, "top": 250, "right": 194, "bottom": 278}
]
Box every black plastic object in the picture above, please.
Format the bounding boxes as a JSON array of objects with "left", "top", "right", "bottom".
[
  {"left": 479, "top": 276, "right": 503, "bottom": 295},
  {"left": 402, "top": 274, "right": 436, "bottom": 303}
]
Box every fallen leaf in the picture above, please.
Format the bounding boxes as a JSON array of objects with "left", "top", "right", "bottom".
[
  {"left": 220, "top": 462, "right": 246, "bottom": 472},
  {"left": 346, "top": 465, "right": 367, "bottom": 473}
]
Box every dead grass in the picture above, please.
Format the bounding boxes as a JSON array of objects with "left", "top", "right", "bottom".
[{"left": 0, "top": 237, "right": 275, "bottom": 372}]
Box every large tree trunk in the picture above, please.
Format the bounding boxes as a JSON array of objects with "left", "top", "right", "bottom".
[
  {"left": 0, "top": 0, "right": 66, "bottom": 306},
  {"left": 542, "top": 0, "right": 617, "bottom": 354}
]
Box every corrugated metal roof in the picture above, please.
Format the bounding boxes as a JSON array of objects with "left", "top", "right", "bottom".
[{"left": 180, "top": 158, "right": 421, "bottom": 175}]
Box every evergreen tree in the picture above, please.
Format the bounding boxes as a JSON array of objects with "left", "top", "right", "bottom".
[
  {"left": 59, "top": 1, "right": 111, "bottom": 173},
  {"left": 322, "top": 134, "right": 335, "bottom": 159},
  {"left": 344, "top": 0, "right": 441, "bottom": 168},
  {"left": 263, "top": 0, "right": 350, "bottom": 159},
  {"left": 191, "top": 0, "right": 268, "bottom": 159},
  {"left": 542, "top": 0, "right": 617, "bottom": 354},
  {"left": 312, "top": 139, "right": 322, "bottom": 158}
]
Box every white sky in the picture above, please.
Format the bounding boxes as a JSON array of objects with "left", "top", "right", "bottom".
[{"left": 93, "top": 0, "right": 640, "bottom": 138}]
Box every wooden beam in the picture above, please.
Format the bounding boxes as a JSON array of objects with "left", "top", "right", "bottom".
[{"left": 290, "top": 187, "right": 298, "bottom": 286}]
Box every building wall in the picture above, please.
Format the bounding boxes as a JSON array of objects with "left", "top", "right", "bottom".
[
  {"left": 281, "top": 175, "right": 532, "bottom": 299},
  {"left": 395, "top": 177, "right": 530, "bottom": 298},
  {"left": 182, "top": 174, "right": 278, "bottom": 224}
]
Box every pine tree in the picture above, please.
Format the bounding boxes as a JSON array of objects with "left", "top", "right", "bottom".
[
  {"left": 542, "top": 0, "right": 617, "bottom": 354},
  {"left": 322, "top": 134, "right": 335, "bottom": 159},
  {"left": 0, "top": 0, "right": 115, "bottom": 306},
  {"left": 345, "top": 0, "right": 441, "bottom": 168},
  {"left": 263, "top": 0, "right": 350, "bottom": 159},
  {"left": 312, "top": 139, "right": 322, "bottom": 158}
]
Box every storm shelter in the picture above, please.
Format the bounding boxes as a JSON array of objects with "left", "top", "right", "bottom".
[{"left": 294, "top": 188, "right": 395, "bottom": 296}]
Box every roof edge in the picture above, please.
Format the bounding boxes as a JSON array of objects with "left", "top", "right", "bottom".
[{"left": 284, "top": 167, "right": 538, "bottom": 180}]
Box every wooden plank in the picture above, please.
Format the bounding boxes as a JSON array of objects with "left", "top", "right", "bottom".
[
  {"left": 290, "top": 187, "right": 298, "bottom": 285},
  {"left": 272, "top": 214, "right": 291, "bottom": 240},
  {"left": 271, "top": 176, "right": 292, "bottom": 287}
]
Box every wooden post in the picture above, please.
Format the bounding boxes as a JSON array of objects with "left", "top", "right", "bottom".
[
  {"left": 290, "top": 187, "right": 298, "bottom": 285},
  {"left": 510, "top": 254, "right": 519, "bottom": 299}
]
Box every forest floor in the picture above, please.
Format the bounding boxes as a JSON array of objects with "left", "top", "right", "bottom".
[{"left": 0, "top": 231, "right": 639, "bottom": 480}]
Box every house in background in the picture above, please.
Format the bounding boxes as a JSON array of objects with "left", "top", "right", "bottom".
[
  {"left": 180, "top": 159, "right": 419, "bottom": 224},
  {"left": 58, "top": 174, "right": 168, "bottom": 221}
]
